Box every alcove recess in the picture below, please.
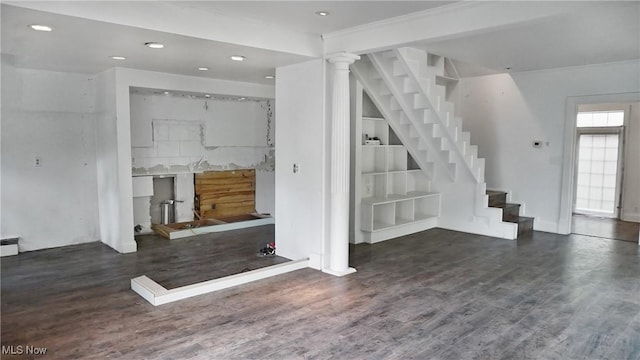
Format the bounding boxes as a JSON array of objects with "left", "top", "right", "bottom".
[{"left": 353, "top": 87, "right": 440, "bottom": 244}]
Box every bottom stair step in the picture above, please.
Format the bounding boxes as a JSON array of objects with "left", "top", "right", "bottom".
[{"left": 506, "top": 216, "right": 534, "bottom": 236}]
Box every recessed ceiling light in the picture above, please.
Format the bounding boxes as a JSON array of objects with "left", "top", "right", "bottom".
[
  {"left": 197, "top": 67, "right": 209, "bottom": 71},
  {"left": 230, "top": 55, "right": 246, "bottom": 62},
  {"left": 110, "top": 56, "right": 126, "bottom": 60},
  {"left": 163, "top": 91, "right": 170, "bottom": 95},
  {"left": 145, "top": 42, "right": 164, "bottom": 49},
  {"left": 29, "top": 24, "right": 53, "bottom": 32},
  {"left": 315, "top": 11, "right": 330, "bottom": 16},
  {"left": 205, "top": 94, "right": 211, "bottom": 98},
  {"left": 238, "top": 97, "right": 246, "bottom": 101},
  {"left": 264, "top": 75, "right": 275, "bottom": 79}
]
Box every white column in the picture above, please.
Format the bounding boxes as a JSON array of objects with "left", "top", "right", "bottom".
[{"left": 325, "top": 52, "right": 360, "bottom": 276}]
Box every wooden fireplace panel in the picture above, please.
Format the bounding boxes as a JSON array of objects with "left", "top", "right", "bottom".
[{"left": 195, "top": 169, "right": 256, "bottom": 219}]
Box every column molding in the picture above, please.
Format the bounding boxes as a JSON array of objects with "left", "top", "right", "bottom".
[{"left": 324, "top": 52, "right": 360, "bottom": 277}]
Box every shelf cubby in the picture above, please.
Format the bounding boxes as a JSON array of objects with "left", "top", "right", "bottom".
[
  {"left": 361, "top": 173, "right": 387, "bottom": 199},
  {"left": 371, "top": 203, "right": 395, "bottom": 231},
  {"left": 388, "top": 146, "right": 408, "bottom": 172},
  {"left": 361, "top": 146, "right": 387, "bottom": 173},
  {"left": 388, "top": 172, "right": 407, "bottom": 196}
]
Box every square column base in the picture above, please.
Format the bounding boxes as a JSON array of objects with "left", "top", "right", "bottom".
[{"left": 323, "top": 267, "right": 357, "bottom": 277}]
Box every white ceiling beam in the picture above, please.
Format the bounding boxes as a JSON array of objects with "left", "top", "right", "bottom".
[
  {"left": 7, "top": 1, "right": 323, "bottom": 58},
  {"left": 322, "top": 1, "right": 591, "bottom": 55}
]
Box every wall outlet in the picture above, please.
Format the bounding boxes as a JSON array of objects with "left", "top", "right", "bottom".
[{"left": 34, "top": 156, "right": 42, "bottom": 167}]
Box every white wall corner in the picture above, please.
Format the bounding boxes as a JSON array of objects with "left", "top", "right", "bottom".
[
  {"left": 533, "top": 218, "right": 559, "bottom": 234},
  {"left": 119, "top": 240, "right": 138, "bottom": 254},
  {"left": 308, "top": 253, "right": 323, "bottom": 270}
]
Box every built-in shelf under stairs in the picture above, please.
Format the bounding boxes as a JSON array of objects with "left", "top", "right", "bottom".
[{"left": 487, "top": 190, "right": 534, "bottom": 237}]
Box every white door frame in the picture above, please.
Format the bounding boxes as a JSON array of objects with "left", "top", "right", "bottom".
[{"left": 558, "top": 92, "right": 640, "bottom": 234}]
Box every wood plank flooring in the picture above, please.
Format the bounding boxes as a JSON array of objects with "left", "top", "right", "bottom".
[
  {"left": 572, "top": 214, "right": 640, "bottom": 243},
  {"left": 135, "top": 225, "right": 287, "bottom": 289},
  {"left": 2, "top": 227, "right": 639, "bottom": 359}
]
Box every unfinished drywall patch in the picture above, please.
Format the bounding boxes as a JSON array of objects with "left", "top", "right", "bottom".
[{"left": 130, "top": 92, "right": 275, "bottom": 175}]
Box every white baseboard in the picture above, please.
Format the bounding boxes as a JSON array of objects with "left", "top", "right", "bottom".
[
  {"left": 621, "top": 212, "right": 640, "bottom": 223},
  {"left": 533, "top": 219, "right": 559, "bottom": 233},
  {"left": 323, "top": 267, "right": 357, "bottom": 277},
  {"left": 0, "top": 244, "right": 18, "bottom": 257},
  {"left": 364, "top": 217, "right": 438, "bottom": 243}
]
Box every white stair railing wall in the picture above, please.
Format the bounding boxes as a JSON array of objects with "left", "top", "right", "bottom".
[{"left": 351, "top": 47, "right": 518, "bottom": 240}]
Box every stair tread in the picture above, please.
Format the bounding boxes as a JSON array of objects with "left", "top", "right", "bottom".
[
  {"left": 492, "top": 203, "right": 521, "bottom": 209},
  {"left": 486, "top": 190, "right": 507, "bottom": 196},
  {"left": 505, "top": 216, "right": 534, "bottom": 224}
]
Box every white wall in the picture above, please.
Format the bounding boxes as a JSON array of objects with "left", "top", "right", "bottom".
[
  {"left": 458, "top": 60, "right": 640, "bottom": 232},
  {"left": 95, "top": 69, "right": 136, "bottom": 253},
  {"left": 275, "top": 59, "right": 326, "bottom": 265},
  {"left": 1, "top": 61, "right": 100, "bottom": 251},
  {"left": 621, "top": 103, "right": 640, "bottom": 222}
]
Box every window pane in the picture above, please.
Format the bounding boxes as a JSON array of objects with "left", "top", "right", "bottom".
[
  {"left": 602, "top": 188, "right": 616, "bottom": 201},
  {"left": 577, "top": 173, "right": 590, "bottom": 186},
  {"left": 577, "top": 185, "right": 590, "bottom": 198},
  {"left": 603, "top": 174, "right": 617, "bottom": 188},
  {"left": 592, "top": 149, "right": 605, "bottom": 161},
  {"left": 580, "top": 135, "right": 593, "bottom": 147},
  {"left": 578, "top": 160, "right": 591, "bottom": 173},
  {"left": 591, "top": 161, "right": 604, "bottom": 174},
  {"left": 593, "top": 112, "right": 608, "bottom": 126},
  {"left": 602, "top": 201, "right": 615, "bottom": 212},
  {"left": 589, "top": 199, "right": 602, "bottom": 209},
  {"left": 574, "top": 133, "right": 619, "bottom": 216},
  {"left": 577, "top": 111, "right": 624, "bottom": 127},
  {"left": 592, "top": 135, "right": 606, "bottom": 148},
  {"left": 577, "top": 113, "right": 593, "bottom": 127},
  {"left": 576, "top": 198, "right": 589, "bottom": 209},
  {"left": 607, "top": 111, "right": 624, "bottom": 126},
  {"left": 605, "top": 149, "right": 618, "bottom": 161},
  {"left": 604, "top": 161, "right": 617, "bottom": 174}
]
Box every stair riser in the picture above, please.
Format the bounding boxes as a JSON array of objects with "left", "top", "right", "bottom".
[
  {"left": 502, "top": 205, "right": 521, "bottom": 222},
  {"left": 488, "top": 193, "right": 506, "bottom": 207},
  {"left": 518, "top": 218, "right": 534, "bottom": 235}
]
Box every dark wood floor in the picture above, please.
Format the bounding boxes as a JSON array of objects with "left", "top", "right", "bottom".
[
  {"left": 135, "top": 226, "right": 288, "bottom": 289},
  {"left": 572, "top": 214, "right": 640, "bottom": 243},
  {"left": 2, "top": 227, "right": 639, "bottom": 359}
]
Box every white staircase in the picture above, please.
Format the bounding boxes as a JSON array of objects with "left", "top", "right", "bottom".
[{"left": 351, "top": 47, "right": 518, "bottom": 240}]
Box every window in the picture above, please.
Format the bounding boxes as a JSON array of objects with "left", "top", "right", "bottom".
[
  {"left": 576, "top": 111, "right": 624, "bottom": 127},
  {"left": 575, "top": 134, "right": 619, "bottom": 214}
]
